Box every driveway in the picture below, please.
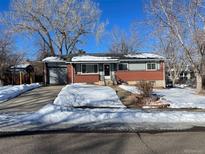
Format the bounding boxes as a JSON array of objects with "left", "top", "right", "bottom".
[
  {"left": 0, "top": 132, "right": 204, "bottom": 154},
  {"left": 0, "top": 86, "right": 64, "bottom": 113}
]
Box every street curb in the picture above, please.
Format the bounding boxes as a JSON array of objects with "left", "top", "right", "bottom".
[{"left": 1, "top": 126, "right": 205, "bottom": 138}]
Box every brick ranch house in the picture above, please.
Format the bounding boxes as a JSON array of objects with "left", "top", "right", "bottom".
[{"left": 43, "top": 53, "right": 165, "bottom": 87}]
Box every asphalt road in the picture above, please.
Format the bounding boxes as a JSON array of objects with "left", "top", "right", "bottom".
[
  {"left": 0, "top": 86, "right": 64, "bottom": 113},
  {"left": 0, "top": 131, "right": 204, "bottom": 154}
]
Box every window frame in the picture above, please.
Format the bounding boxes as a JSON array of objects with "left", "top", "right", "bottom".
[
  {"left": 118, "top": 63, "right": 128, "bottom": 71},
  {"left": 81, "top": 64, "right": 99, "bottom": 74},
  {"left": 146, "top": 63, "right": 157, "bottom": 71}
]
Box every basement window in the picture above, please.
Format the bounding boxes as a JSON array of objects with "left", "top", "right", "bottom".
[{"left": 81, "top": 64, "right": 98, "bottom": 74}]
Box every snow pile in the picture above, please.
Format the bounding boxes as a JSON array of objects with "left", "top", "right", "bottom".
[
  {"left": 174, "top": 84, "right": 188, "bottom": 88},
  {"left": 72, "top": 55, "right": 118, "bottom": 62},
  {"left": 0, "top": 83, "right": 41, "bottom": 103},
  {"left": 119, "top": 84, "right": 141, "bottom": 94},
  {"left": 54, "top": 83, "right": 125, "bottom": 108},
  {"left": 32, "top": 105, "right": 205, "bottom": 127},
  {"left": 125, "top": 53, "right": 164, "bottom": 59},
  {"left": 42, "top": 56, "right": 65, "bottom": 62},
  {"left": 4, "top": 105, "right": 205, "bottom": 131}
]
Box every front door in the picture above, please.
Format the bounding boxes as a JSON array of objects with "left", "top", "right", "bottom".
[{"left": 104, "top": 64, "right": 110, "bottom": 77}]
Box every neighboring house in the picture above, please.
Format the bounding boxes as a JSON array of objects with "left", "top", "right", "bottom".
[
  {"left": 6, "top": 61, "right": 45, "bottom": 85},
  {"left": 166, "top": 65, "right": 195, "bottom": 85},
  {"left": 43, "top": 53, "right": 166, "bottom": 87},
  {"left": 10, "top": 63, "right": 34, "bottom": 85}
]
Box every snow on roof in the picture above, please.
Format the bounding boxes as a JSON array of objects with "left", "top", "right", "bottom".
[
  {"left": 42, "top": 56, "right": 66, "bottom": 62},
  {"left": 10, "top": 63, "right": 30, "bottom": 69},
  {"left": 71, "top": 53, "right": 164, "bottom": 62},
  {"left": 72, "top": 55, "right": 118, "bottom": 62},
  {"left": 125, "top": 53, "right": 164, "bottom": 59}
]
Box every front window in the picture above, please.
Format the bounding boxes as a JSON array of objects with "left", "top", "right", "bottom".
[
  {"left": 147, "top": 63, "right": 156, "bottom": 70},
  {"left": 118, "top": 63, "right": 128, "bottom": 70},
  {"left": 81, "top": 64, "right": 98, "bottom": 74}
]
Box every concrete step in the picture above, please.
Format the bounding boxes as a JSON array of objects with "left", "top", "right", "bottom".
[{"left": 104, "top": 80, "right": 114, "bottom": 86}]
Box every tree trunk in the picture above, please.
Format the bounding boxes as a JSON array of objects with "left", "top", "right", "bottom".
[
  {"left": 172, "top": 78, "right": 176, "bottom": 86},
  {"left": 50, "top": 46, "right": 55, "bottom": 56},
  {"left": 196, "top": 73, "right": 203, "bottom": 93}
]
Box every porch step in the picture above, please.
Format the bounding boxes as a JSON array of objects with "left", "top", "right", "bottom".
[{"left": 104, "top": 80, "right": 114, "bottom": 86}]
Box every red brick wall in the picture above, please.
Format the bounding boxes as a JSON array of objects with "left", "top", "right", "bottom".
[
  {"left": 74, "top": 74, "right": 100, "bottom": 83},
  {"left": 115, "top": 62, "right": 164, "bottom": 81},
  {"left": 67, "top": 64, "right": 100, "bottom": 83},
  {"left": 67, "top": 64, "right": 73, "bottom": 83},
  {"left": 68, "top": 62, "right": 164, "bottom": 83}
]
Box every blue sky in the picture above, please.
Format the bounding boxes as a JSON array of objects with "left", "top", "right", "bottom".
[{"left": 0, "top": 0, "right": 150, "bottom": 59}]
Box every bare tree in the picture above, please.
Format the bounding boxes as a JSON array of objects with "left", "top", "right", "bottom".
[
  {"left": 0, "top": 34, "right": 12, "bottom": 85},
  {"left": 0, "top": 30, "right": 25, "bottom": 85},
  {"left": 155, "top": 29, "right": 185, "bottom": 85},
  {"left": 36, "top": 39, "right": 50, "bottom": 60},
  {"left": 147, "top": 0, "right": 205, "bottom": 92},
  {"left": 109, "top": 24, "right": 141, "bottom": 54},
  {"left": 1, "top": 0, "right": 104, "bottom": 57}
]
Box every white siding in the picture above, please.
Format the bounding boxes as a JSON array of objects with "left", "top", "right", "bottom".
[{"left": 128, "top": 63, "right": 146, "bottom": 71}]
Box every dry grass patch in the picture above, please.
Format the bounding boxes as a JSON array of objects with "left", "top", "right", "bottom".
[{"left": 112, "top": 82, "right": 170, "bottom": 109}]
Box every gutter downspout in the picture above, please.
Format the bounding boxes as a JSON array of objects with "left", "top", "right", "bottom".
[
  {"left": 163, "top": 61, "right": 166, "bottom": 88},
  {"left": 43, "top": 62, "right": 47, "bottom": 86},
  {"left": 71, "top": 64, "right": 74, "bottom": 84}
]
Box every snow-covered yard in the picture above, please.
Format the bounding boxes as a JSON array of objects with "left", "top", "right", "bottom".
[
  {"left": 119, "top": 85, "right": 205, "bottom": 109},
  {"left": 0, "top": 83, "right": 41, "bottom": 103},
  {"left": 1, "top": 83, "right": 205, "bottom": 132},
  {"left": 155, "top": 88, "right": 205, "bottom": 108},
  {"left": 54, "top": 84, "right": 124, "bottom": 108}
]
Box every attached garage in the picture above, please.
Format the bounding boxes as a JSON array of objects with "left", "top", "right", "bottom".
[
  {"left": 43, "top": 57, "right": 68, "bottom": 85},
  {"left": 48, "top": 65, "right": 67, "bottom": 84}
]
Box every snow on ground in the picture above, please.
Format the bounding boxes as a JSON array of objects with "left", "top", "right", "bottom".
[
  {"left": 30, "top": 104, "right": 205, "bottom": 127},
  {"left": 155, "top": 88, "right": 205, "bottom": 108},
  {"left": 0, "top": 83, "right": 41, "bottom": 103},
  {"left": 2, "top": 83, "right": 205, "bottom": 132},
  {"left": 54, "top": 83, "right": 125, "bottom": 108},
  {"left": 119, "top": 85, "right": 205, "bottom": 109},
  {"left": 2, "top": 105, "right": 205, "bottom": 131}
]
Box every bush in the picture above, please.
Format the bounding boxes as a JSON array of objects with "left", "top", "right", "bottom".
[{"left": 137, "top": 81, "right": 154, "bottom": 97}]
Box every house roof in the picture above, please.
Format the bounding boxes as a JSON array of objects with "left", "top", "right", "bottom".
[
  {"left": 70, "top": 53, "right": 164, "bottom": 63},
  {"left": 42, "top": 56, "right": 66, "bottom": 62},
  {"left": 10, "top": 62, "right": 34, "bottom": 73},
  {"left": 10, "top": 63, "right": 31, "bottom": 69},
  {"left": 124, "top": 53, "right": 164, "bottom": 59},
  {"left": 42, "top": 53, "right": 165, "bottom": 64},
  {"left": 72, "top": 55, "right": 119, "bottom": 62}
]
